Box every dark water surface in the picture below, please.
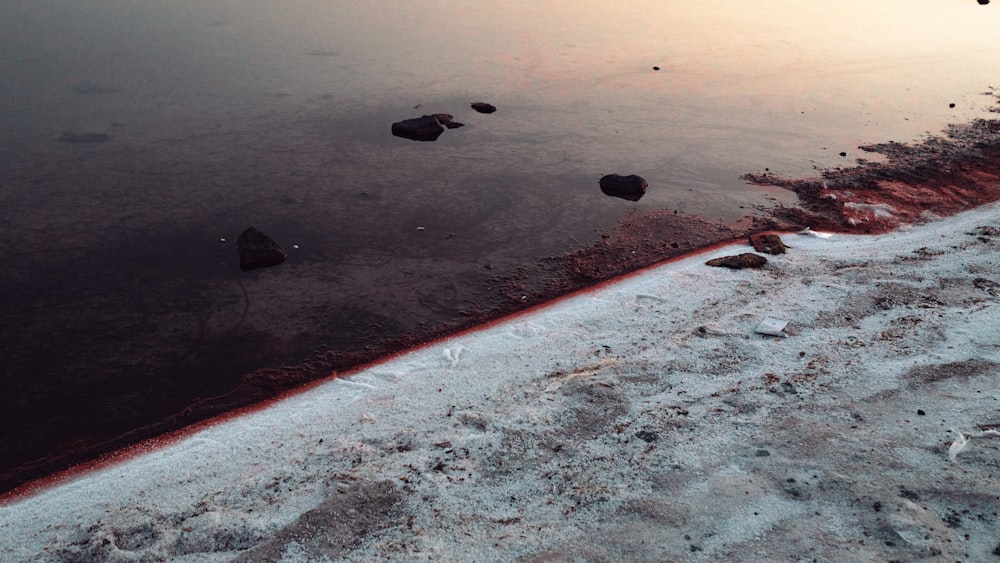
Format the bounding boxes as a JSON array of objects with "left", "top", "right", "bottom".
[{"left": 2, "top": 1, "right": 998, "bottom": 492}]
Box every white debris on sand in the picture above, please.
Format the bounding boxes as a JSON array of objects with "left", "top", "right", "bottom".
[{"left": 3, "top": 203, "right": 1000, "bottom": 562}]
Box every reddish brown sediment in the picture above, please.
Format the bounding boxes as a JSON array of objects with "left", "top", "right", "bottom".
[
  {"left": 5, "top": 97, "right": 1000, "bottom": 499},
  {"left": 744, "top": 107, "right": 1000, "bottom": 233}
]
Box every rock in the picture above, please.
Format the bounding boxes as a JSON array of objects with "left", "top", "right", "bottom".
[
  {"left": 432, "top": 114, "right": 465, "bottom": 129},
  {"left": 237, "top": 227, "right": 287, "bottom": 271},
  {"left": 599, "top": 174, "right": 648, "bottom": 202},
  {"left": 471, "top": 102, "right": 496, "bottom": 114},
  {"left": 59, "top": 132, "right": 110, "bottom": 143},
  {"left": 705, "top": 253, "right": 768, "bottom": 269},
  {"left": 635, "top": 430, "right": 658, "bottom": 443},
  {"left": 749, "top": 233, "right": 788, "bottom": 254},
  {"left": 978, "top": 0, "right": 989, "bottom": 5},
  {"left": 391, "top": 115, "right": 445, "bottom": 141}
]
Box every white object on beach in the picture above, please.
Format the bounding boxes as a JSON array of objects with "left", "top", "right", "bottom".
[
  {"left": 948, "top": 428, "right": 1000, "bottom": 462},
  {"left": 797, "top": 227, "right": 832, "bottom": 239},
  {"left": 754, "top": 317, "right": 789, "bottom": 337}
]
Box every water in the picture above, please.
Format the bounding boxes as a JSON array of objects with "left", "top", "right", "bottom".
[{"left": 1, "top": 0, "right": 998, "bottom": 491}]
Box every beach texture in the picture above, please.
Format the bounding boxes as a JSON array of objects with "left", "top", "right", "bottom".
[{"left": 2, "top": 201, "right": 999, "bottom": 561}]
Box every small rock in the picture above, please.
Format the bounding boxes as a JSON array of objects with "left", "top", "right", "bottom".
[
  {"left": 749, "top": 233, "right": 788, "bottom": 254},
  {"left": 917, "top": 409, "right": 926, "bottom": 416},
  {"left": 432, "top": 113, "right": 465, "bottom": 129},
  {"left": 635, "top": 430, "right": 658, "bottom": 443},
  {"left": 706, "top": 253, "right": 768, "bottom": 269},
  {"left": 237, "top": 227, "right": 287, "bottom": 271},
  {"left": 652, "top": 66, "right": 661, "bottom": 71},
  {"left": 839, "top": 151, "right": 847, "bottom": 157},
  {"left": 391, "top": 115, "right": 445, "bottom": 141},
  {"left": 978, "top": 0, "right": 989, "bottom": 5},
  {"left": 949, "top": 102, "right": 956, "bottom": 108},
  {"left": 599, "top": 174, "right": 648, "bottom": 202},
  {"left": 471, "top": 102, "right": 497, "bottom": 114}
]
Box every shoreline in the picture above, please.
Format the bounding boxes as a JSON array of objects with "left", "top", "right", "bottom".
[
  {"left": 4, "top": 94, "right": 1000, "bottom": 496},
  {"left": 0, "top": 232, "right": 755, "bottom": 505},
  {"left": 2, "top": 196, "right": 998, "bottom": 560}
]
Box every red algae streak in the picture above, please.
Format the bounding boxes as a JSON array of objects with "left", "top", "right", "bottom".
[{"left": 744, "top": 97, "right": 1000, "bottom": 234}]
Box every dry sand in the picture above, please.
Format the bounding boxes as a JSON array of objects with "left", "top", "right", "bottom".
[{"left": 2, "top": 200, "right": 1000, "bottom": 561}]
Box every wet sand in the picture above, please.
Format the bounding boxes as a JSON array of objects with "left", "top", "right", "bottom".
[{"left": 3, "top": 93, "right": 1000, "bottom": 496}]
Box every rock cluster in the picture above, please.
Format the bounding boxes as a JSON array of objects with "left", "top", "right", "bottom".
[{"left": 392, "top": 103, "right": 496, "bottom": 142}]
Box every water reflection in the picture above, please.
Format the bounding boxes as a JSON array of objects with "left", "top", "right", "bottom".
[{"left": 0, "top": 0, "right": 997, "bottom": 492}]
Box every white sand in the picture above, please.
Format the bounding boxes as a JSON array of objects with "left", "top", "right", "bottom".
[{"left": 3, "top": 203, "right": 1000, "bottom": 562}]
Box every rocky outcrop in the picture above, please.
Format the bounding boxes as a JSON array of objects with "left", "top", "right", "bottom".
[
  {"left": 599, "top": 174, "right": 648, "bottom": 202},
  {"left": 749, "top": 233, "right": 788, "bottom": 254},
  {"left": 237, "top": 227, "right": 287, "bottom": 271},
  {"left": 471, "top": 102, "right": 496, "bottom": 114},
  {"left": 706, "top": 253, "right": 767, "bottom": 269},
  {"left": 391, "top": 115, "right": 446, "bottom": 141}
]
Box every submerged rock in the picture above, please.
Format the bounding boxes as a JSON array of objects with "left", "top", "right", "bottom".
[
  {"left": 391, "top": 115, "right": 446, "bottom": 141},
  {"left": 237, "top": 227, "right": 287, "bottom": 271},
  {"left": 471, "top": 102, "right": 497, "bottom": 114},
  {"left": 599, "top": 174, "right": 648, "bottom": 202},
  {"left": 59, "top": 132, "right": 110, "bottom": 143},
  {"left": 432, "top": 113, "right": 465, "bottom": 129},
  {"left": 749, "top": 233, "right": 788, "bottom": 254},
  {"left": 706, "top": 253, "right": 768, "bottom": 269}
]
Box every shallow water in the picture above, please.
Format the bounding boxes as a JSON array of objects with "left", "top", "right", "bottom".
[{"left": 1, "top": 0, "right": 998, "bottom": 491}]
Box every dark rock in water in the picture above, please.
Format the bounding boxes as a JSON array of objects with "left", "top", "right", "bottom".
[
  {"left": 59, "top": 132, "right": 110, "bottom": 143},
  {"left": 237, "top": 227, "right": 287, "bottom": 271},
  {"left": 599, "top": 174, "right": 648, "bottom": 202},
  {"left": 471, "top": 102, "right": 497, "bottom": 114},
  {"left": 749, "top": 233, "right": 788, "bottom": 254},
  {"left": 432, "top": 113, "right": 465, "bottom": 129},
  {"left": 705, "top": 253, "right": 767, "bottom": 269},
  {"left": 391, "top": 115, "right": 445, "bottom": 141}
]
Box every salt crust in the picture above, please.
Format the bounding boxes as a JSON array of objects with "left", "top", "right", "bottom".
[{"left": 2, "top": 203, "right": 1000, "bottom": 561}]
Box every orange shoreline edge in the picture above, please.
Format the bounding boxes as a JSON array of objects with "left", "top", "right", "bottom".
[{"left": 4, "top": 96, "right": 1000, "bottom": 503}]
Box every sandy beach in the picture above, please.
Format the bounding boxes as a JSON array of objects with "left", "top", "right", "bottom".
[{"left": 2, "top": 199, "right": 999, "bottom": 561}]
